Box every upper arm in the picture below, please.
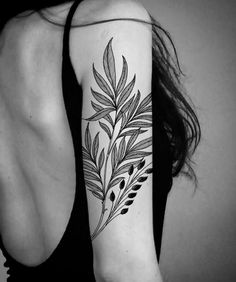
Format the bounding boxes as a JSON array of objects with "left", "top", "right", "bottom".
[{"left": 71, "top": 1, "right": 162, "bottom": 280}]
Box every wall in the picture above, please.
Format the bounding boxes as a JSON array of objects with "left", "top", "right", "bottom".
[
  {"left": 1, "top": 0, "right": 236, "bottom": 281},
  {"left": 142, "top": 0, "right": 236, "bottom": 281}
]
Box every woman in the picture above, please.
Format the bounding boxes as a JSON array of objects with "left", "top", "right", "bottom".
[{"left": 0, "top": 0, "right": 201, "bottom": 281}]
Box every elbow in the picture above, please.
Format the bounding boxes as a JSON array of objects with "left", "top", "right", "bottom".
[
  {"left": 94, "top": 257, "right": 163, "bottom": 282},
  {"left": 95, "top": 270, "right": 163, "bottom": 282}
]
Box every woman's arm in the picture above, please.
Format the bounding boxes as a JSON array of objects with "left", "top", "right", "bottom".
[{"left": 71, "top": 1, "right": 163, "bottom": 281}]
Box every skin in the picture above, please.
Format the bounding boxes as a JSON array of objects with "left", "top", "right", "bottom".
[
  {"left": 0, "top": 2, "right": 86, "bottom": 266},
  {"left": 0, "top": 3, "right": 163, "bottom": 281},
  {"left": 0, "top": 0, "right": 135, "bottom": 266}
]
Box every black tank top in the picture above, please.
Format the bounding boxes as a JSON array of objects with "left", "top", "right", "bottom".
[{"left": 0, "top": 1, "right": 173, "bottom": 281}]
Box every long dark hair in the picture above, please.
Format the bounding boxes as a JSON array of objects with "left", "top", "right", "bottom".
[{"left": 0, "top": 0, "right": 201, "bottom": 187}]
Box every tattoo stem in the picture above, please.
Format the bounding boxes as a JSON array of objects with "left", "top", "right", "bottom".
[
  {"left": 91, "top": 199, "right": 107, "bottom": 240},
  {"left": 93, "top": 108, "right": 119, "bottom": 238},
  {"left": 91, "top": 202, "right": 121, "bottom": 240}
]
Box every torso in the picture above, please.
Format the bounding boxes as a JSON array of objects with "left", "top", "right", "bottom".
[{"left": 0, "top": 0, "right": 103, "bottom": 266}]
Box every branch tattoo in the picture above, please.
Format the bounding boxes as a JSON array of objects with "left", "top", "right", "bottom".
[{"left": 82, "top": 38, "right": 153, "bottom": 240}]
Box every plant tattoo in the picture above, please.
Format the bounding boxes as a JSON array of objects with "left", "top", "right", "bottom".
[{"left": 82, "top": 37, "right": 153, "bottom": 240}]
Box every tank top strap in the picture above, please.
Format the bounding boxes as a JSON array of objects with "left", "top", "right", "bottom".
[
  {"left": 61, "top": 0, "right": 95, "bottom": 277},
  {"left": 62, "top": 0, "right": 81, "bottom": 59},
  {"left": 62, "top": 0, "right": 83, "bottom": 152}
]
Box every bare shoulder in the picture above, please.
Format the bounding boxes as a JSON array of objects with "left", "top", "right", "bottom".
[
  {"left": 71, "top": 0, "right": 152, "bottom": 83},
  {"left": 76, "top": 0, "right": 151, "bottom": 23},
  {"left": 105, "top": 0, "right": 150, "bottom": 17}
]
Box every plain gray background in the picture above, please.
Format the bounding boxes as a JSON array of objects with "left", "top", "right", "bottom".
[{"left": 1, "top": 0, "right": 236, "bottom": 281}]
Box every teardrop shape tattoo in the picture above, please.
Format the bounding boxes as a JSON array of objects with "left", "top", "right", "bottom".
[{"left": 82, "top": 38, "right": 153, "bottom": 240}]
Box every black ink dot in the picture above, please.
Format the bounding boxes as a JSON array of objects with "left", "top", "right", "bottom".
[
  {"left": 110, "top": 191, "right": 115, "bottom": 202},
  {"left": 137, "top": 176, "right": 148, "bottom": 183},
  {"left": 121, "top": 208, "right": 129, "bottom": 215},
  {"left": 125, "top": 200, "right": 134, "bottom": 206},
  {"left": 128, "top": 193, "right": 137, "bottom": 199},
  {"left": 128, "top": 165, "right": 134, "bottom": 175},
  {"left": 137, "top": 160, "right": 145, "bottom": 170},
  {"left": 132, "top": 184, "right": 141, "bottom": 191},
  {"left": 119, "top": 179, "right": 125, "bottom": 190},
  {"left": 145, "top": 168, "right": 153, "bottom": 174}
]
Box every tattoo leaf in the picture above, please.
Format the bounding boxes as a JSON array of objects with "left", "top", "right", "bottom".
[
  {"left": 141, "top": 106, "right": 152, "bottom": 113},
  {"left": 82, "top": 147, "right": 90, "bottom": 161},
  {"left": 111, "top": 143, "right": 117, "bottom": 171},
  {"left": 119, "top": 129, "right": 147, "bottom": 137},
  {"left": 119, "top": 179, "right": 125, "bottom": 190},
  {"left": 128, "top": 165, "right": 134, "bottom": 175},
  {"left": 121, "top": 208, "right": 129, "bottom": 215},
  {"left": 116, "top": 56, "right": 128, "bottom": 95},
  {"left": 120, "top": 113, "right": 128, "bottom": 130},
  {"left": 91, "top": 88, "right": 114, "bottom": 107},
  {"left": 85, "top": 180, "right": 103, "bottom": 193},
  {"left": 135, "top": 106, "right": 152, "bottom": 116},
  {"left": 90, "top": 190, "right": 104, "bottom": 201},
  {"left": 125, "top": 200, "right": 134, "bottom": 206},
  {"left": 91, "top": 101, "right": 102, "bottom": 111},
  {"left": 109, "top": 177, "right": 124, "bottom": 189},
  {"left": 86, "top": 108, "right": 114, "bottom": 121},
  {"left": 133, "top": 115, "right": 152, "bottom": 122},
  {"left": 83, "top": 161, "right": 98, "bottom": 174},
  {"left": 110, "top": 191, "right": 116, "bottom": 202},
  {"left": 103, "top": 38, "right": 116, "bottom": 91},
  {"left": 98, "top": 148, "right": 105, "bottom": 170},
  {"left": 117, "top": 137, "right": 126, "bottom": 162},
  {"left": 127, "top": 90, "right": 141, "bottom": 120},
  {"left": 124, "top": 151, "right": 152, "bottom": 161},
  {"left": 91, "top": 101, "right": 114, "bottom": 126},
  {"left": 128, "top": 193, "right": 137, "bottom": 199},
  {"left": 137, "top": 160, "right": 146, "bottom": 170},
  {"left": 136, "top": 93, "right": 152, "bottom": 115},
  {"left": 127, "top": 121, "right": 152, "bottom": 128},
  {"left": 93, "top": 64, "right": 114, "bottom": 100},
  {"left": 84, "top": 170, "right": 101, "bottom": 182},
  {"left": 99, "top": 121, "right": 112, "bottom": 139},
  {"left": 145, "top": 168, "right": 153, "bottom": 174},
  {"left": 137, "top": 176, "right": 148, "bottom": 182},
  {"left": 131, "top": 137, "right": 152, "bottom": 151},
  {"left": 85, "top": 123, "right": 92, "bottom": 152},
  {"left": 113, "top": 160, "right": 140, "bottom": 178},
  {"left": 116, "top": 96, "right": 134, "bottom": 122},
  {"left": 126, "top": 130, "right": 140, "bottom": 152},
  {"left": 117, "top": 75, "right": 136, "bottom": 107},
  {"left": 92, "top": 132, "right": 100, "bottom": 161},
  {"left": 132, "top": 184, "right": 142, "bottom": 191}
]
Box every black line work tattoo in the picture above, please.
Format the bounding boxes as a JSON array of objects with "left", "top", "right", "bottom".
[{"left": 82, "top": 37, "right": 153, "bottom": 240}]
